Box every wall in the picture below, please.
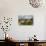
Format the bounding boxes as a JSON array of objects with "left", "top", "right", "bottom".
[{"left": 0, "top": 0, "right": 46, "bottom": 40}]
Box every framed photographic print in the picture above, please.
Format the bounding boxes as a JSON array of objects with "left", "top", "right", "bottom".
[{"left": 18, "top": 15, "right": 33, "bottom": 25}]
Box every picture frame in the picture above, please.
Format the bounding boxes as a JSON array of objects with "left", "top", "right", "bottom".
[{"left": 18, "top": 15, "right": 33, "bottom": 25}]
